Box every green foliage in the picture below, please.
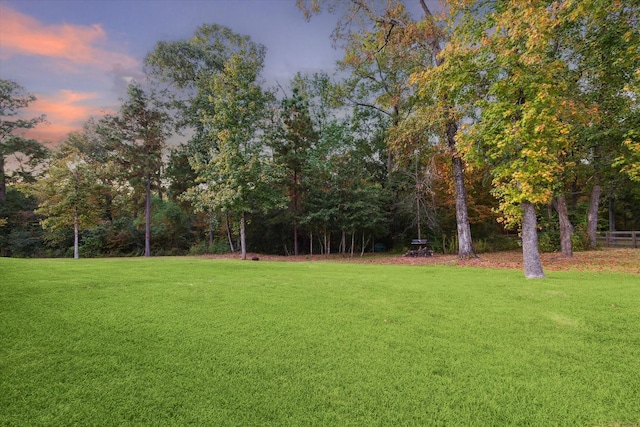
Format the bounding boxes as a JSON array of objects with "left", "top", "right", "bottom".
[
  {"left": 5, "top": 7, "right": 638, "bottom": 259},
  {"left": 538, "top": 231, "right": 560, "bottom": 254},
  {"left": 438, "top": 1, "right": 576, "bottom": 224},
  {"left": 147, "top": 197, "right": 194, "bottom": 255},
  {"left": 0, "top": 79, "right": 48, "bottom": 202},
  {"left": 98, "top": 83, "right": 170, "bottom": 256},
  {"left": 79, "top": 226, "right": 108, "bottom": 258},
  {"left": 2, "top": 257, "right": 639, "bottom": 425},
  {"left": 183, "top": 31, "right": 281, "bottom": 219},
  {"left": 30, "top": 135, "right": 105, "bottom": 232},
  {"left": 188, "top": 240, "right": 231, "bottom": 255},
  {"left": 103, "top": 218, "right": 143, "bottom": 256},
  {"left": 0, "top": 188, "right": 44, "bottom": 257}
]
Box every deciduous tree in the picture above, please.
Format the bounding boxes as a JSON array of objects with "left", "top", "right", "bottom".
[
  {"left": 27, "top": 134, "right": 104, "bottom": 258},
  {"left": 299, "top": 0, "right": 478, "bottom": 258},
  {"left": 183, "top": 32, "right": 282, "bottom": 260},
  {"left": 437, "top": 0, "right": 587, "bottom": 278}
]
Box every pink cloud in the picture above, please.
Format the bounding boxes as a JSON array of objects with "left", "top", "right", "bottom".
[
  {"left": 23, "top": 90, "right": 113, "bottom": 144},
  {"left": 0, "top": 5, "right": 139, "bottom": 71}
]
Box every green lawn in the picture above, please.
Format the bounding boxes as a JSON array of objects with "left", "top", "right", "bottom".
[{"left": 1, "top": 257, "right": 639, "bottom": 426}]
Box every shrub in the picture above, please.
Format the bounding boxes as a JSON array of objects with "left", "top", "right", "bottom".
[{"left": 189, "top": 240, "right": 231, "bottom": 255}]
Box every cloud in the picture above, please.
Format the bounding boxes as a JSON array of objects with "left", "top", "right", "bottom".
[
  {"left": 24, "top": 90, "right": 113, "bottom": 144},
  {"left": 0, "top": 4, "right": 139, "bottom": 71}
]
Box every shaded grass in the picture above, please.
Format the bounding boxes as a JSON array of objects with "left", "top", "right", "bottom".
[{"left": 1, "top": 257, "right": 639, "bottom": 426}]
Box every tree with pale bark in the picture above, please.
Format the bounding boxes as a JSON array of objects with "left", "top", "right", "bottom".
[
  {"left": 434, "top": 0, "right": 590, "bottom": 278},
  {"left": 299, "top": 0, "right": 478, "bottom": 258},
  {"left": 182, "top": 31, "right": 282, "bottom": 260},
  {"left": 27, "top": 134, "right": 104, "bottom": 259}
]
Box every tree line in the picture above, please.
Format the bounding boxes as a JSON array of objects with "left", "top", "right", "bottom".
[{"left": 1, "top": 0, "right": 638, "bottom": 277}]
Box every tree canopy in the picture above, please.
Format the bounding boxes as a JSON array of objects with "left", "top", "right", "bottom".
[{"left": 3, "top": 2, "right": 638, "bottom": 274}]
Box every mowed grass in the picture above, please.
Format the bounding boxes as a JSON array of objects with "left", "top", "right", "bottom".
[{"left": 1, "top": 257, "right": 639, "bottom": 426}]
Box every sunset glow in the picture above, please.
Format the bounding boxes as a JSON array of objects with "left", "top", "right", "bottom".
[
  {"left": 25, "top": 90, "right": 111, "bottom": 143},
  {"left": 0, "top": 0, "right": 342, "bottom": 145},
  {"left": 0, "top": 5, "right": 138, "bottom": 70}
]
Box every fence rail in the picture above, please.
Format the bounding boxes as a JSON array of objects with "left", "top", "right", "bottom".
[{"left": 597, "top": 231, "right": 639, "bottom": 248}]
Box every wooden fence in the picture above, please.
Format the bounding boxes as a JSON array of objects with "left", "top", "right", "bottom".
[{"left": 597, "top": 231, "right": 639, "bottom": 248}]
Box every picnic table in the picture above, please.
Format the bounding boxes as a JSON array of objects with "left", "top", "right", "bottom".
[
  {"left": 405, "top": 239, "right": 433, "bottom": 257},
  {"left": 411, "top": 239, "right": 430, "bottom": 247}
]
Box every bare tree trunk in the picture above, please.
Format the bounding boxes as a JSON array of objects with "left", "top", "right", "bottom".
[
  {"left": 420, "top": 0, "right": 475, "bottom": 259},
  {"left": 240, "top": 212, "right": 247, "bottom": 260},
  {"left": 310, "top": 231, "right": 313, "bottom": 256},
  {"left": 225, "top": 213, "right": 235, "bottom": 253},
  {"left": 74, "top": 208, "right": 79, "bottom": 260},
  {"left": 608, "top": 191, "right": 615, "bottom": 232},
  {"left": 208, "top": 215, "right": 214, "bottom": 249},
  {"left": 323, "top": 231, "right": 327, "bottom": 257},
  {"left": 0, "top": 156, "right": 6, "bottom": 203},
  {"left": 293, "top": 170, "right": 299, "bottom": 255},
  {"left": 587, "top": 177, "right": 601, "bottom": 249},
  {"left": 451, "top": 146, "right": 476, "bottom": 258},
  {"left": 144, "top": 177, "right": 151, "bottom": 257},
  {"left": 324, "top": 229, "right": 331, "bottom": 257},
  {"left": 554, "top": 194, "right": 573, "bottom": 257},
  {"left": 521, "top": 201, "right": 545, "bottom": 279},
  {"left": 350, "top": 230, "right": 355, "bottom": 258}
]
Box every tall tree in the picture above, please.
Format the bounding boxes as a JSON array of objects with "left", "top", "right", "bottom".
[
  {"left": 27, "top": 134, "right": 104, "bottom": 259},
  {"left": 272, "top": 87, "right": 319, "bottom": 255},
  {"left": 299, "top": 0, "right": 478, "bottom": 258},
  {"left": 99, "top": 83, "right": 168, "bottom": 257},
  {"left": 146, "top": 24, "right": 270, "bottom": 254},
  {"left": 145, "top": 24, "right": 255, "bottom": 157},
  {"left": 568, "top": 0, "right": 640, "bottom": 247},
  {"left": 0, "top": 79, "right": 47, "bottom": 202},
  {"left": 436, "top": 0, "right": 590, "bottom": 278},
  {"left": 183, "top": 31, "right": 282, "bottom": 260}
]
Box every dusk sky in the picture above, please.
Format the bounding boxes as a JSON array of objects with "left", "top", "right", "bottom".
[{"left": 0, "top": 0, "right": 439, "bottom": 145}]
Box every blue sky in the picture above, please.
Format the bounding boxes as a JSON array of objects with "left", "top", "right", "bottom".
[
  {"left": 0, "top": 0, "right": 345, "bottom": 143},
  {"left": 0, "top": 0, "right": 439, "bottom": 143}
]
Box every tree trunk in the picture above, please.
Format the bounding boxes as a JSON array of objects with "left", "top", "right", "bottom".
[
  {"left": 73, "top": 208, "right": 79, "bottom": 260},
  {"left": 521, "top": 201, "right": 545, "bottom": 279},
  {"left": 587, "top": 178, "right": 601, "bottom": 249},
  {"left": 554, "top": 194, "right": 573, "bottom": 257},
  {"left": 104, "top": 189, "right": 113, "bottom": 222},
  {"left": 293, "top": 171, "right": 299, "bottom": 256},
  {"left": 449, "top": 122, "right": 475, "bottom": 259},
  {"left": 208, "top": 215, "right": 214, "bottom": 249},
  {"left": 225, "top": 213, "right": 235, "bottom": 253},
  {"left": 240, "top": 211, "right": 247, "bottom": 260},
  {"left": 420, "top": 0, "right": 475, "bottom": 259},
  {"left": 350, "top": 230, "right": 355, "bottom": 258},
  {"left": 144, "top": 176, "right": 151, "bottom": 257},
  {"left": 608, "top": 192, "right": 615, "bottom": 232},
  {"left": 0, "top": 155, "right": 6, "bottom": 203},
  {"left": 293, "top": 220, "right": 299, "bottom": 256},
  {"left": 323, "top": 231, "right": 327, "bottom": 256}
]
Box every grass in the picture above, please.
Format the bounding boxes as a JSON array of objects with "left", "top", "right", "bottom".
[{"left": 1, "top": 257, "right": 639, "bottom": 426}]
